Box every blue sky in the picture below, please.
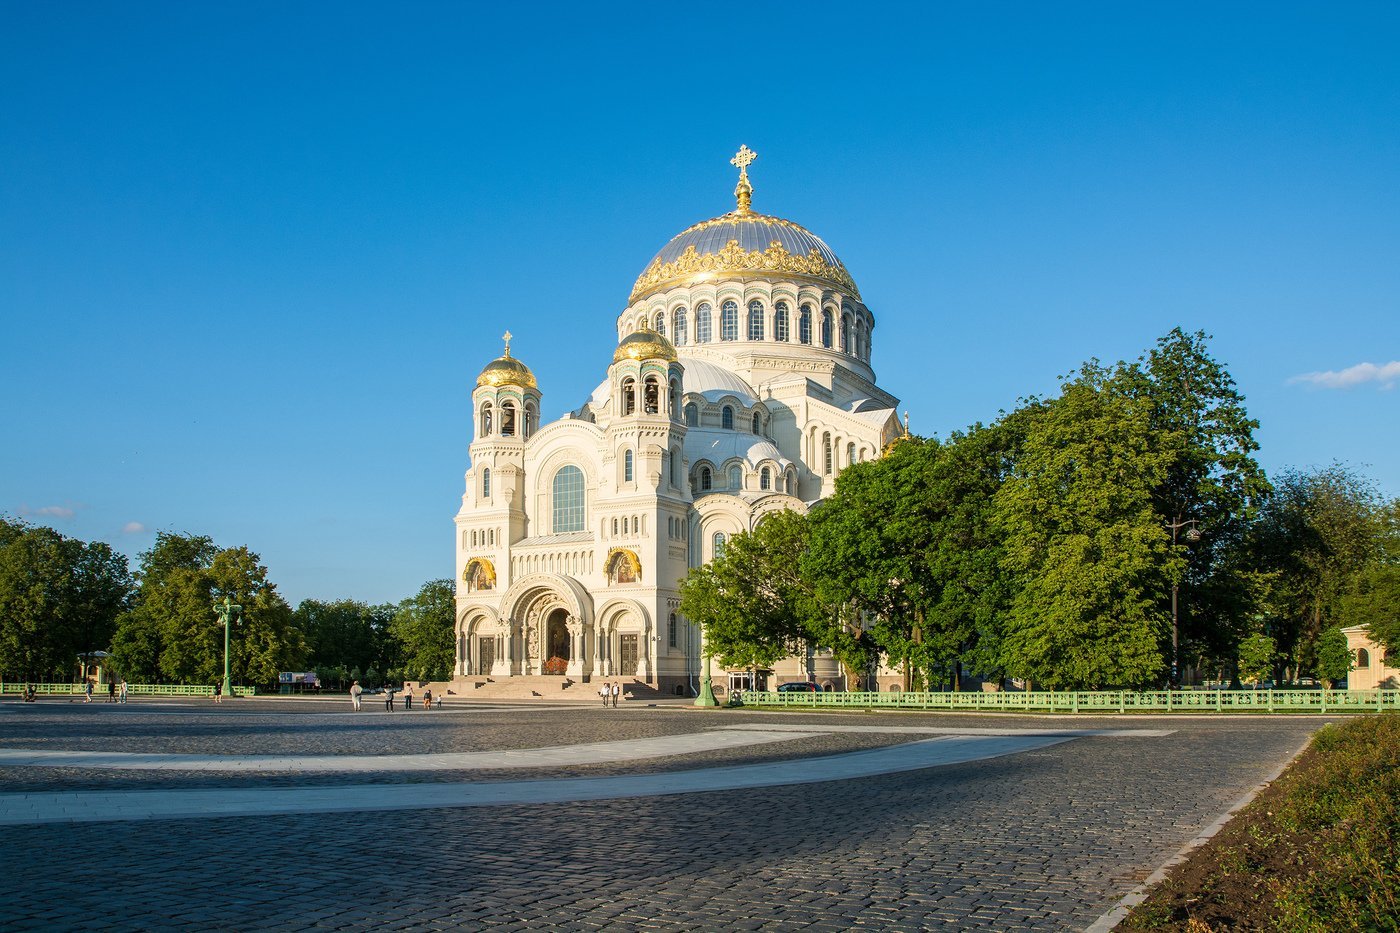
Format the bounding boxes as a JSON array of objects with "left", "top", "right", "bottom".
[{"left": 2, "top": 2, "right": 1397, "bottom": 605}]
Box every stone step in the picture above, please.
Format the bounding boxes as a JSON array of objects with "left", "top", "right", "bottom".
[{"left": 446, "top": 676, "right": 667, "bottom": 703}]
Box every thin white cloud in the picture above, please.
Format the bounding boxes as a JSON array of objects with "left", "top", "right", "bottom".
[
  {"left": 121, "top": 521, "right": 148, "bottom": 535},
  {"left": 20, "top": 504, "right": 76, "bottom": 520},
  {"left": 1289, "top": 360, "right": 1400, "bottom": 390}
]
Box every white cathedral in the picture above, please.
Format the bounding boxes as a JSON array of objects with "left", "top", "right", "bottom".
[{"left": 451, "top": 148, "right": 903, "bottom": 697}]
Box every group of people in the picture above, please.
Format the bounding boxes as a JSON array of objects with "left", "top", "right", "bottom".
[
  {"left": 598, "top": 682, "right": 623, "bottom": 707},
  {"left": 80, "top": 680, "right": 129, "bottom": 703},
  {"left": 349, "top": 681, "right": 440, "bottom": 712}
]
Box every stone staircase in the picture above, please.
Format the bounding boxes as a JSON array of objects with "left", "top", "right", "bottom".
[{"left": 438, "top": 675, "right": 671, "bottom": 703}]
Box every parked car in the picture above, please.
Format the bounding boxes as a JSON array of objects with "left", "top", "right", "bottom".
[{"left": 776, "top": 681, "right": 821, "bottom": 693}]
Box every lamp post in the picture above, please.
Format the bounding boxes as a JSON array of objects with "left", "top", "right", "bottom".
[
  {"left": 213, "top": 596, "right": 241, "bottom": 698},
  {"left": 1164, "top": 518, "right": 1202, "bottom": 687}
]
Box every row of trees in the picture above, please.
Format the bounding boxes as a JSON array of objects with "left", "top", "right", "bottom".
[
  {"left": 681, "top": 329, "right": 1399, "bottom": 691},
  {"left": 0, "top": 523, "right": 455, "bottom": 688}
]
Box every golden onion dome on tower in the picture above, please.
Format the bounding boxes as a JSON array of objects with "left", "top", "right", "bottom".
[
  {"left": 613, "top": 324, "right": 678, "bottom": 364},
  {"left": 476, "top": 331, "right": 537, "bottom": 389}
]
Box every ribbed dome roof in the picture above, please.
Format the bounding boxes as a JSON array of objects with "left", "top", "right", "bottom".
[
  {"left": 613, "top": 328, "right": 678, "bottom": 364},
  {"left": 476, "top": 354, "right": 536, "bottom": 389},
  {"left": 631, "top": 210, "right": 860, "bottom": 302}
]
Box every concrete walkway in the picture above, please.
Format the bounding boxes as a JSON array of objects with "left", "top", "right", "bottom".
[{"left": 0, "top": 733, "right": 1072, "bottom": 826}]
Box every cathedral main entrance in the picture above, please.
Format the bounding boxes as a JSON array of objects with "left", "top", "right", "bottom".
[{"left": 544, "top": 607, "right": 571, "bottom": 673}]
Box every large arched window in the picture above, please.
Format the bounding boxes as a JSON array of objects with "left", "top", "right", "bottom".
[
  {"left": 728, "top": 465, "right": 742, "bottom": 490},
  {"left": 623, "top": 449, "right": 634, "bottom": 483},
  {"left": 721, "top": 406, "right": 734, "bottom": 429},
  {"left": 774, "top": 301, "right": 789, "bottom": 342},
  {"left": 699, "top": 466, "right": 713, "bottom": 491},
  {"left": 654, "top": 311, "right": 665, "bottom": 336},
  {"left": 720, "top": 300, "right": 738, "bottom": 341},
  {"left": 552, "top": 466, "right": 586, "bottom": 533},
  {"left": 799, "top": 304, "right": 813, "bottom": 344},
  {"left": 482, "top": 468, "right": 491, "bottom": 498},
  {"left": 752, "top": 411, "right": 761, "bottom": 434},
  {"left": 696, "top": 303, "right": 712, "bottom": 343},
  {"left": 684, "top": 402, "right": 698, "bottom": 426},
  {"left": 673, "top": 307, "right": 688, "bottom": 345},
  {"left": 621, "top": 377, "right": 636, "bottom": 415},
  {"left": 821, "top": 311, "right": 833, "bottom": 348},
  {"left": 501, "top": 402, "right": 517, "bottom": 436},
  {"left": 748, "top": 300, "right": 764, "bottom": 340}
]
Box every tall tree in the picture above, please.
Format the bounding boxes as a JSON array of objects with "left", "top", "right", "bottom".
[
  {"left": 387, "top": 579, "right": 454, "bottom": 681},
  {"left": 994, "top": 369, "right": 1174, "bottom": 689},
  {"left": 1340, "top": 498, "right": 1400, "bottom": 654},
  {"left": 293, "top": 598, "right": 386, "bottom": 685}
]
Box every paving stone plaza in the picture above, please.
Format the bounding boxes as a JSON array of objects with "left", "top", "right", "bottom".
[{"left": 0, "top": 697, "right": 1325, "bottom": 930}]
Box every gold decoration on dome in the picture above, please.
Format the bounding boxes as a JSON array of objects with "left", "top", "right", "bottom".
[
  {"left": 630, "top": 236, "right": 861, "bottom": 302},
  {"left": 613, "top": 320, "right": 678, "bottom": 363},
  {"left": 730, "top": 145, "right": 757, "bottom": 214},
  {"left": 476, "top": 331, "right": 538, "bottom": 389}
]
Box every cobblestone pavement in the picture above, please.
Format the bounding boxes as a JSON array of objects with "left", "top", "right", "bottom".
[{"left": 0, "top": 699, "right": 1326, "bottom": 930}]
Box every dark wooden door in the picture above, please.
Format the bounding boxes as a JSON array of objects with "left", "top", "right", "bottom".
[{"left": 477, "top": 637, "right": 495, "bottom": 675}]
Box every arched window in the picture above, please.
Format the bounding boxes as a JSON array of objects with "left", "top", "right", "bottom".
[
  {"left": 524, "top": 402, "right": 537, "bottom": 439},
  {"left": 480, "top": 403, "right": 493, "bottom": 436},
  {"left": 728, "top": 465, "right": 742, "bottom": 490},
  {"left": 760, "top": 467, "right": 771, "bottom": 490},
  {"left": 696, "top": 303, "right": 712, "bottom": 343},
  {"left": 482, "top": 468, "right": 491, "bottom": 498},
  {"left": 841, "top": 314, "right": 851, "bottom": 352},
  {"left": 752, "top": 411, "right": 761, "bottom": 434},
  {"left": 612, "top": 517, "right": 619, "bottom": 536},
  {"left": 501, "top": 402, "right": 517, "bottom": 436},
  {"left": 551, "top": 465, "right": 586, "bottom": 533},
  {"left": 621, "top": 377, "right": 636, "bottom": 415},
  {"left": 654, "top": 311, "right": 665, "bottom": 336},
  {"left": 673, "top": 307, "right": 687, "bottom": 345},
  {"left": 774, "top": 301, "right": 789, "bottom": 342},
  {"left": 644, "top": 375, "right": 661, "bottom": 414},
  {"left": 720, "top": 300, "right": 738, "bottom": 341},
  {"left": 624, "top": 449, "right": 634, "bottom": 483},
  {"left": 847, "top": 442, "right": 855, "bottom": 468},
  {"left": 713, "top": 532, "right": 727, "bottom": 557},
  {"left": 669, "top": 379, "right": 681, "bottom": 417},
  {"left": 721, "top": 406, "right": 734, "bottom": 429},
  {"left": 1357, "top": 647, "right": 1371, "bottom": 668},
  {"left": 821, "top": 311, "right": 833, "bottom": 348},
  {"left": 668, "top": 613, "right": 678, "bottom": 649},
  {"left": 471, "top": 529, "right": 477, "bottom": 547},
  {"left": 748, "top": 300, "right": 764, "bottom": 340},
  {"left": 823, "top": 432, "right": 833, "bottom": 475},
  {"left": 670, "top": 447, "right": 680, "bottom": 486},
  {"left": 700, "top": 466, "right": 712, "bottom": 491},
  {"left": 684, "top": 403, "right": 698, "bottom": 426},
  {"left": 799, "top": 304, "right": 813, "bottom": 344}
]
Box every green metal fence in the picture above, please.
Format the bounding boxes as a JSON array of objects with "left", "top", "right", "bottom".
[
  {"left": 736, "top": 688, "right": 1400, "bottom": 714},
  {"left": 1, "top": 682, "right": 257, "bottom": 697}
]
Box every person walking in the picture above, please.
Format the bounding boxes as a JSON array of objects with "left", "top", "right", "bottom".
[
  {"left": 107, "top": 680, "right": 116, "bottom": 703},
  {"left": 403, "top": 684, "right": 414, "bottom": 710},
  {"left": 384, "top": 686, "right": 395, "bottom": 711},
  {"left": 118, "top": 680, "right": 128, "bottom": 704},
  {"left": 611, "top": 681, "right": 620, "bottom": 708},
  {"left": 213, "top": 681, "right": 222, "bottom": 704},
  {"left": 350, "top": 680, "right": 363, "bottom": 712},
  {"left": 599, "top": 683, "right": 609, "bottom": 707},
  {"left": 83, "top": 680, "right": 93, "bottom": 703},
  {"left": 421, "top": 688, "right": 431, "bottom": 711}
]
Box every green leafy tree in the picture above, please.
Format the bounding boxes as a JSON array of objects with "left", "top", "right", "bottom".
[
  {"left": 387, "top": 579, "right": 454, "bottom": 681},
  {"left": 1314, "top": 627, "right": 1352, "bottom": 688},
  {"left": 107, "top": 532, "right": 306, "bottom": 686},
  {"left": 1238, "top": 632, "right": 1277, "bottom": 684},
  {"left": 293, "top": 599, "right": 385, "bottom": 686},
  {"left": 0, "top": 518, "right": 132, "bottom": 682},
  {"left": 1341, "top": 499, "right": 1400, "bottom": 653},
  {"left": 994, "top": 369, "right": 1174, "bottom": 689}
]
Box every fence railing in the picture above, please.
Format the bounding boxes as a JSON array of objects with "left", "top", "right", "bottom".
[
  {"left": 1, "top": 682, "right": 258, "bottom": 697},
  {"left": 735, "top": 688, "right": 1400, "bottom": 714}
]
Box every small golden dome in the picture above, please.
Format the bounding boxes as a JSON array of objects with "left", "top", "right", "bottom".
[
  {"left": 613, "top": 327, "right": 678, "bottom": 364},
  {"left": 476, "top": 331, "right": 537, "bottom": 389}
]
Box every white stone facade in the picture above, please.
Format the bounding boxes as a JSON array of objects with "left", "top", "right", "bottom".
[{"left": 452, "top": 172, "right": 903, "bottom": 696}]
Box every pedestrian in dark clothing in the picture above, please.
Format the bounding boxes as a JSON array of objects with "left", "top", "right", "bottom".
[
  {"left": 107, "top": 681, "right": 116, "bottom": 703},
  {"left": 385, "top": 688, "right": 395, "bottom": 711}
]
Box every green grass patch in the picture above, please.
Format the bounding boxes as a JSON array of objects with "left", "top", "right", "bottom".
[{"left": 1121, "top": 714, "right": 1400, "bottom": 931}]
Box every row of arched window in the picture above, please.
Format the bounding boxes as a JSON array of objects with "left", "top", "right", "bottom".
[
  {"left": 641, "top": 300, "right": 870, "bottom": 361},
  {"left": 814, "top": 430, "right": 872, "bottom": 476},
  {"left": 619, "top": 373, "right": 681, "bottom": 418},
  {"left": 666, "top": 515, "right": 689, "bottom": 539},
  {"left": 479, "top": 400, "right": 538, "bottom": 439},
  {"left": 463, "top": 527, "right": 500, "bottom": 549},
  {"left": 682, "top": 402, "right": 769, "bottom": 436},
  {"left": 692, "top": 462, "right": 795, "bottom": 495},
  {"left": 602, "top": 514, "right": 645, "bottom": 538},
  {"left": 510, "top": 549, "right": 592, "bottom": 577}
]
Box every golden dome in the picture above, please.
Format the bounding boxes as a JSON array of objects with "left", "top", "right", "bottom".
[
  {"left": 476, "top": 331, "right": 537, "bottom": 389},
  {"left": 613, "top": 327, "right": 678, "bottom": 364}
]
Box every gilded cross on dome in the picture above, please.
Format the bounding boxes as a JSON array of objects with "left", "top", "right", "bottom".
[
  {"left": 502, "top": 331, "right": 513, "bottom": 358},
  {"left": 730, "top": 145, "right": 757, "bottom": 213}
]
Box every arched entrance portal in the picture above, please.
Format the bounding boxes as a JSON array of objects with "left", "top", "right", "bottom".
[{"left": 544, "top": 607, "right": 571, "bottom": 673}]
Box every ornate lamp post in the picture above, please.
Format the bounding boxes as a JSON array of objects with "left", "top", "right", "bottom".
[
  {"left": 1164, "top": 518, "right": 1202, "bottom": 687},
  {"left": 213, "top": 596, "right": 241, "bottom": 698},
  {"left": 694, "top": 638, "right": 719, "bottom": 707}
]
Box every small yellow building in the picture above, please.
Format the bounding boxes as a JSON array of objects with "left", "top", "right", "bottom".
[{"left": 1342, "top": 626, "right": 1398, "bottom": 689}]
